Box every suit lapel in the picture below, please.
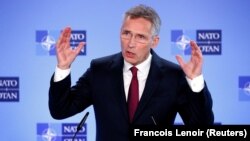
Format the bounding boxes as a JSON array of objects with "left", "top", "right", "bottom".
[
  {"left": 107, "top": 51, "right": 164, "bottom": 123},
  {"left": 133, "top": 51, "right": 163, "bottom": 121},
  {"left": 108, "top": 53, "right": 129, "bottom": 121}
]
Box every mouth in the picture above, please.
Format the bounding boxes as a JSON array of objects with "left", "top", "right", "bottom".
[{"left": 125, "top": 51, "right": 135, "bottom": 58}]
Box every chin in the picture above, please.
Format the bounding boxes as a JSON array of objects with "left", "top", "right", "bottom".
[{"left": 124, "top": 58, "right": 136, "bottom": 65}]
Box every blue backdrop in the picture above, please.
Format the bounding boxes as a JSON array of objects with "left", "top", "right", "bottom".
[{"left": 1, "top": 0, "right": 250, "bottom": 140}]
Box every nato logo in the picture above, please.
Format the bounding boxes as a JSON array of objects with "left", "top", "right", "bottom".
[
  {"left": 239, "top": 76, "right": 250, "bottom": 101},
  {"left": 36, "top": 30, "right": 87, "bottom": 56},
  {"left": 37, "top": 123, "right": 87, "bottom": 141},
  {"left": 171, "top": 30, "right": 222, "bottom": 55},
  {"left": 0, "top": 77, "right": 19, "bottom": 102}
]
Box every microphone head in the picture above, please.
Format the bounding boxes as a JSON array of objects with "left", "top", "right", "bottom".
[{"left": 77, "top": 112, "right": 89, "bottom": 131}]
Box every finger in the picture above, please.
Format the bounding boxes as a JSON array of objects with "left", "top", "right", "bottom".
[
  {"left": 175, "top": 55, "right": 185, "bottom": 68},
  {"left": 64, "top": 27, "right": 71, "bottom": 44},
  {"left": 190, "top": 40, "right": 202, "bottom": 58},
  {"left": 74, "top": 42, "right": 85, "bottom": 55},
  {"left": 62, "top": 27, "right": 72, "bottom": 49},
  {"left": 56, "top": 27, "right": 71, "bottom": 50},
  {"left": 190, "top": 40, "right": 202, "bottom": 53},
  {"left": 190, "top": 40, "right": 197, "bottom": 51},
  {"left": 59, "top": 27, "right": 71, "bottom": 47}
]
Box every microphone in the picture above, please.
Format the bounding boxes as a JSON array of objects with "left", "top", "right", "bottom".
[
  {"left": 72, "top": 112, "right": 89, "bottom": 140},
  {"left": 151, "top": 115, "right": 157, "bottom": 125}
]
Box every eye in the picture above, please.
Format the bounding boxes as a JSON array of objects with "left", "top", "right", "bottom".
[
  {"left": 137, "top": 34, "right": 146, "bottom": 40},
  {"left": 122, "top": 31, "right": 130, "bottom": 35},
  {"left": 121, "top": 30, "right": 132, "bottom": 39}
]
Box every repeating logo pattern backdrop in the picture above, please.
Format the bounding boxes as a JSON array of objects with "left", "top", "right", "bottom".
[
  {"left": 0, "top": 0, "right": 250, "bottom": 140},
  {"left": 171, "top": 30, "right": 222, "bottom": 55},
  {"left": 0, "top": 77, "right": 19, "bottom": 102},
  {"left": 37, "top": 123, "right": 87, "bottom": 141},
  {"left": 36, "top": 30, "right": 87, "bottom": 56}
]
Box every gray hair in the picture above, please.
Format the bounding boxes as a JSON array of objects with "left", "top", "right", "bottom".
[{"left": 123, "top": 4, "right": 161, "bottom": 36}]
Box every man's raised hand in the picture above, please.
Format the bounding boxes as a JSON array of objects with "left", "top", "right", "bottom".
[
  {"left": 56, "top": 27, "right": 85, "bottom": 69},
  {"left": 175, "top": 40, "right": 203, "bottom": 79}
]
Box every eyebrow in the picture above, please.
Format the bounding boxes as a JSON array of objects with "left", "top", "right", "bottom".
[{"left": 121, "top": 29, "right": 149, "bottom": 37}]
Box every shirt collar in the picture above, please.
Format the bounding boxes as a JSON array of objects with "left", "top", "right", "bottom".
[{"left": 123, "top": 53, "right": 152, "bottom": 73}]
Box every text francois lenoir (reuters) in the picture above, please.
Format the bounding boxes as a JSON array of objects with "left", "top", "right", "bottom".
[{"left": 133, "top": 128, "right": 247, "bottom": 138}]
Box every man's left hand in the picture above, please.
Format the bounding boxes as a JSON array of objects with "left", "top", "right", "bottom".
[{"left": 175, "top": 40, "right": 203, "bottom": 79}]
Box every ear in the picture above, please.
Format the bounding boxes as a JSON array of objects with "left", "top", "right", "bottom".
[{"left": 151, "top": 35, "right": 160, "bottom": 48}]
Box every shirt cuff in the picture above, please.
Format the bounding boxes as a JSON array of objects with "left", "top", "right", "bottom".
[
  {"left": 186, "top": 74, "right": 205, "bottom": 93},
  {"left": 54, "top": 66, "right": 71, "bottom": 82}
]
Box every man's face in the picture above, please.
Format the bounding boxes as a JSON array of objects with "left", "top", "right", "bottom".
[{"left": 120, "top": 17, "right": 159, "bottom": 65}]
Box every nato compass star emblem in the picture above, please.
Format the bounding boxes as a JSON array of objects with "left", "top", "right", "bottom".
[
  {"left": 42, "top": 128, "right": 57, "bottom": 141},
  {"left": 244, "top": 82, "right": 250, "bottom": 96},
  {"left": 176, "top": 35, "right": 190, "bottom": 50},
  {"left": 41, "top": 35, "right": 56, "bottom": 51}
]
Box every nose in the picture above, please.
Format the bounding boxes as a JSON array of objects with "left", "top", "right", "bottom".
[{"left": 128, "top": 36, "right": 136, "bottom": 47}]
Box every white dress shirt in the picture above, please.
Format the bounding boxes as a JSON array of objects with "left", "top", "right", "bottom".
[
  {"left": 54, "top": 53, "right": 204, "bottom": 100},
  {"left": 123, "top": 54, "right": 152, "bottom": 100}
]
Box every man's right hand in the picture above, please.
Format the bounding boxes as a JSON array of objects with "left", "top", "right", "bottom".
[{"left": 56, "top": 27, "right": 85, "bottom": 70}]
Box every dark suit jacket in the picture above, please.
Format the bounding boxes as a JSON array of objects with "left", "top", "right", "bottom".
[{"left": 49, "top": 50, "right": 214, "bottom": 141}]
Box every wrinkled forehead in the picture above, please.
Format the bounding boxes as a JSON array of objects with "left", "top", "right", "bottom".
[
  {"left": 121, "top": 17, "right": 153, "bottom": 34},
  {"left": 124, "top": 15, "right": 153, "bottom": 25}
]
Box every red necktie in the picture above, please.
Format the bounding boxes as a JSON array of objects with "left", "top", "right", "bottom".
[{"left": 128, "top": 66, "right": 139, "bottom": 122}]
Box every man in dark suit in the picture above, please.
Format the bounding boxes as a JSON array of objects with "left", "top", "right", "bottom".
[{"left": 49, "top": 4, "right": 214, "bottom": 141}]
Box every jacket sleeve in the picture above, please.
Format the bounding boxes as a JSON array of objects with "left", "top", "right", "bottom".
[
  {"left": 177, "top": 76, "right": 214, "bottom": 125},
  {"left": 48, "top": 69, "right": 93, "bottom": 119}
]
